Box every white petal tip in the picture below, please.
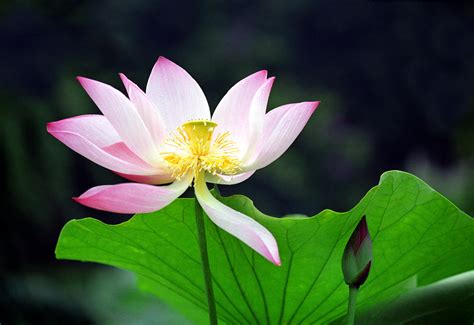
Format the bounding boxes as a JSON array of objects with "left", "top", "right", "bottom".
[
  {"left": 272, "top": 256, "right": 282, "bottom": 266},
  {"left": 76, "top": 76, "right": 100, "bottom": 90},
  {"left": 267, "top": 76, "right": 276, "bottom": 84},
  {"left": 76, "top": 76, "right": 88, "bottom": 84},
  {"left": 255, "top": 70, "right": 268, "bottom": 79},
  {"left": 262, "top": 245, "right": 281, "bottom": 266},
  {"left": 46, "top": 122, "right": 54, "bottom": 133},
  {"left": 311, "top": 101, "right": 320, "bottom": 110},
  {"left": 301, "top": 101, "right": 320, "bottom": 112},
  {"left": 156, "top": 56, "right": 173, "bottom": 65}
]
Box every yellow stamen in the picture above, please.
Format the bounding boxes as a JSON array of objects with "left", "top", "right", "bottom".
[{"left": 161, "top": 120, "right": 241, "bottom": 179}]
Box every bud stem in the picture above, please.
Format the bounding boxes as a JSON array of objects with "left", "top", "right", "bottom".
[{"left": 346, "top": 285, "right": 359, "bottom": 325}]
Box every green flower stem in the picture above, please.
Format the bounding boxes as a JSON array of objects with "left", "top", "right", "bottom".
[
  {"left": 195, "top": 197, "right": 218, "bottom": 325},
  {"left": 346, "top": 285, "right": 359, "bottom": 325}
]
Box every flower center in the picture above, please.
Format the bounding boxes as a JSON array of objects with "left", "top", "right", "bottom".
[{"left": 161, "top": 119, "right": 241, "bottom": 179}]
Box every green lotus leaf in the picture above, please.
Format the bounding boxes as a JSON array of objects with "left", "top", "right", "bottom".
[{"left": 56, "top": 171, "right": 474, "bottom": 324}]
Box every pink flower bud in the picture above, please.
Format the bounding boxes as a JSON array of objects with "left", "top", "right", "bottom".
[{"left": 342, "top": 216, "right": 373, "bottom": 288}]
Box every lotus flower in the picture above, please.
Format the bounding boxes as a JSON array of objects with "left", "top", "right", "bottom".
[{"left": 47, "top": 57, "right": 319, "bottom": 266}]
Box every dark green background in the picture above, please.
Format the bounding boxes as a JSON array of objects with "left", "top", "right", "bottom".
[{"left": 1, "top": 0, "right": 473, "bottom": 323}]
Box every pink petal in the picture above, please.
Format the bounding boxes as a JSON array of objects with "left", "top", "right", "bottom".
[
  {"left": 102, "top": 142, "right": 151, "bottom": 166},
  {"left": 146, "top": 57, "right": 210, "bottom": 131},
  {"left": 248, "top": 101, "right": 319, "bottom": 170},
  {"left": 77, "top": 77, "right": 160, "bottom": 166},
  {"left": 47, "top": 116, "right": 156, "bottom": 175},
  {"left": 103, "top": 142, "right": 172, "bottom": 184},
  {"left": 205, "top": 171, "right": 256, "bottom": 185},
  {"left": 119, "top": 73, "right": 167, "bottom": 148},
  {"left": 103, "top": 142, "right": 173, "bottom": 184},
  {"left": 47, "top": 114, "right": 120, "bottom": 146},
  {"left": 241, "top": 77, "right": 275, "bottom": 163},
  {"left": 212, "top": 70, "right": 268, "bottom": 156},
  {"left": 195, "top": 176, "right": 281, "bottom": 265},
  {"left": 74, "top": 174, "right": 192, "bottom": 213}
]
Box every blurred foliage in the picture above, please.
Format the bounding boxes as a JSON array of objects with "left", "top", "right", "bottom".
[
  {"left": 1, "top": 0, "right": 473, "bottom": 323},
  {"left": 331, "top": 271, "right": 474, "bottom": 324},
  {"left": 2, "top": 267, "right": 190, "bottom": 324}
]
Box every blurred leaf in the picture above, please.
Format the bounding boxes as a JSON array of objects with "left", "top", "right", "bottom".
[
  {"left": 56, "top": 171, "right": 474, "bottom": 324},
  {"left": 3, "top": 268, "right": 189, "bottom": 325},
  {"left": 331, "top": 271, "right": 474, "bottom": 324}
]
